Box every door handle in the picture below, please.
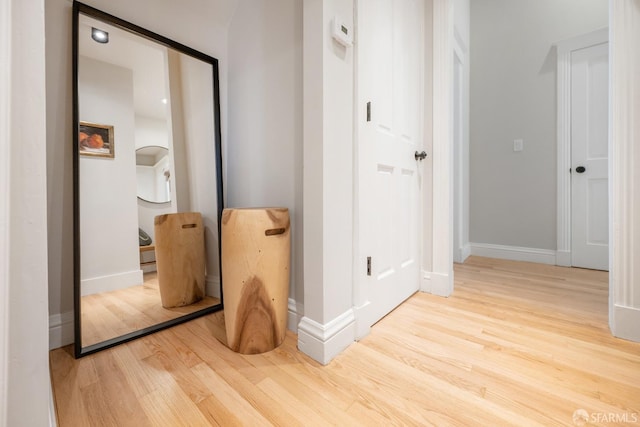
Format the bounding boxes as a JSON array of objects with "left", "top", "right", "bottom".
[
  {"left": 575, "top": 166, "right": 586, "bottom": 173},
  {"left": 415, "top": 151, "right": 427, "bottom": 161}
]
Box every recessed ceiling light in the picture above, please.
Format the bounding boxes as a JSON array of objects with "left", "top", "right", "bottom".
[
  {"left": 91, "top": 27, "right": 109, "bottom": 44},
  {"left": 161, "top": 98, "right": 168, "bottom": 105}
]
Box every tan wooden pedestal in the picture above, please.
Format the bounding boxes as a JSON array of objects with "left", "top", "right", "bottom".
[
  {"left": 221, "top": 208, "right": 290, "bottom": 354},
  {"left": 154, "top": 212, "right": 205, "bottom": 308}
]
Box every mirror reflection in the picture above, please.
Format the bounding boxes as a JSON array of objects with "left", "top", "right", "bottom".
[
  {"left": 136, "top": 146, "right": 171, "bottom": 204},
  {"left": 74, "top": 3, "right": 223, "bottom": 356}
]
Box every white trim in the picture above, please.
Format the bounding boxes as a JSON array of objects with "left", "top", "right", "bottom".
[
  {"left": 454, "top": 244, "right": 471, "bottom": 264},
  {"left": 297, "top": 309, "right": 355, "bottom": 365},
  {"left": 609, "top": 0, "right": 639, "bottom": 342},
  {"left": 49, "top": 312, "right": 74, "bottom": 350},
  {"left": 421, "top": 271, "right": 452, "bottom": 297},
  {"left": 612, "top": 305, "right": 640, "bottom": 342},
  {"left": 80, "top": 270, "right": 143, "bottom": 296},
  {"left": 555, "top": 28, "right": 609, "bottom": 54},
  {"left": 431, "top": 272, "right": 452, "bottom": 296},
  {"left": 352, "top": 0, "right": 365, "bottom": 345},
  {"left": 287, "top": 298, "right": 303, "bottom": 333},
  {"left": 0, "top": 0, "right": 10, "bottom": 422},
  {"left": 555, "top": 28, "right": 608, "bottom": 268},
  {"left": 420, "top": 270, "right": 432, "bottom": 293},
  {"left": 352, "top": 300, "right": 371, "bottom": 340},
  {"left": 452, "top": 18, "right": 469, "bottom": 266},
  {"left": 470, "top": 242, "right": 557, "bottom": 265},
  {"left": 555, "top": 250, "right": 571, "bottom": 267},
  {"left": 431, "top": 0, "right": 454, "bottom": 296}
]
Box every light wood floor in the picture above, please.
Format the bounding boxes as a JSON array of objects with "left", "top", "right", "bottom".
[
  {"left": 50, "top": 256, "right": 640, "bottom": 426},
  {"left": 81, "top": 272, "right": 221, "bottom": 347}
]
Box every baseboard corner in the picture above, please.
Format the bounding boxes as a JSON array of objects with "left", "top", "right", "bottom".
[
  {"left": 297, "top": 310, "right": 355, "bottom": 365},
  {"left": 49, "top": 311, "right": 74, "bottom": 350}
]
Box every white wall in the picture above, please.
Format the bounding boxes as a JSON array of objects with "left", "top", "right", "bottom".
[
  {"left": 79, "top": 56, "right": 141, "bottom": 295},
  {"left": 45, "top": 0, "right": 233, "bottom": 346},
  {"left": 135, "top": 115, "right": 169, "bottom": 150},
  {"left": 469, "top": 0, "right": 608, "bottom": 251},
  {"left": 227, "top": 0, "right": 304, "bottom": 326},
  {"left": 298, "top": 0, "right": 356, "bottom": 364},
  {"left": 1, "top": 0, "right": 50, "bottom": 424}
]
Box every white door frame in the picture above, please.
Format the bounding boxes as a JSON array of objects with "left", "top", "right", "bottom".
[
  {"left": 609, "top": 0, "right": 640, "bottom": 342},
  {"left": 452, "top": 30, "right": 469, "bottom": 264},
  {"left": 0, "top": 0, "right": 10, "bottom": 422},
  {"left": 424, "top": 0, "right": 454, "bottom": 297},
  {"left": 555, "top": 28, "right": 608, "bottom": 268}
]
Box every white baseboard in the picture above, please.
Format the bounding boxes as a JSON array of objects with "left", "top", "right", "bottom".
[
  {"left": 353, "top": 301, "right": 372, "bottom": 340},
  {"left": 81, "top": 270, "right": 143, "bottom": 296},
  {"left": 555, "top": 250, "right": 571, "bottom": 267},
  {"left": 297, "top": 309, "right": 355, "bottom": 365},
  {"left": 287, "top": 298, "right": 303, "bottom": 332},
  {"left": 612, "top": 304, "right": 640, "bottom": 342},
  {"left": 453, "top": 243, "right": 471, "bottom": 263},
  {"left": 431, "top": 271, "right": 452, "bottom": 296},
  {"left": 49, "top": 311, "right": 74, "bottom": 350},
  {"left": 421, "top": 270, "right": 452, "bottom": 297},
  {"left": 470, "top": 242, "right": 557, "bottom": 265},
  {"left": 205, "top": 275, "right": 220, "bottom": 298},
  {"left": 421, "top": 270, "right": 432, "bottom": 293}
]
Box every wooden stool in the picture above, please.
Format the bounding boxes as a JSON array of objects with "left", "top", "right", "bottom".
[
  {"left": 221, "top": 208, "right": 290, "bottom": 354},
  {"left": 154, "top": 212, "right": 205, "bottom": 308}
]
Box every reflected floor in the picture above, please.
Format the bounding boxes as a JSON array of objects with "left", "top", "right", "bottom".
[{"left": 81, "top": 272, "right": 220, "bottom": 347}]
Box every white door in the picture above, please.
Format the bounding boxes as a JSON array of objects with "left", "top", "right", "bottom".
[
  {"left": 357, "top": 0, "right": 425, "bottom": 327},
  {"left": 571, "top": 42, "right": 608, "bottom": 271}
]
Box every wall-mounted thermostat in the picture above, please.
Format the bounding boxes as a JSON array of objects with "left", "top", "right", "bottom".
[{"left": 332, "top": 16, "right": 353, "bottom": 47}]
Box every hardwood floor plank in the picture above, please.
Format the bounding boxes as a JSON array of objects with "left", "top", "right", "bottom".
[
  {"left": 258, "top": 345, "right": 358, "bottom": 412},
  {"left": 190, "top": 363, "right": 276, "bottom": 426},
  {"left": 196, "top": 395, "right": 238, "bottom": 427},
  {"left": 86, "top": 350, "right": 154, "bottom": 427},
  {"left": 50, "top": 256, "right": 640, "bottom": 427},
  {"left": 49, "top": 348, "right": 94, "bottom": 426},
  {"left": 138, "top": 379, "right": 212, "bottom": 427}
]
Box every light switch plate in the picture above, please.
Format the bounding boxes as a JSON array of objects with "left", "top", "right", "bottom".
[{"left": 513, "top": 139, "right": 524, "bottom": 152}]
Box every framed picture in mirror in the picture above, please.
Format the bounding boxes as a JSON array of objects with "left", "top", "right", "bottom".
[{"left": 79, "top": 121, "right": 114, "bottom": 158}]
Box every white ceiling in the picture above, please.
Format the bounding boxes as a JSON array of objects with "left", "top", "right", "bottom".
[{"left": 79, "top": 14, "right": 169, "bottom": 120}]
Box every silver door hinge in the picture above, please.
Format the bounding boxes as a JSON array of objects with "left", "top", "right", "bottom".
[
  {"left": 367, "top": 256, "right": 371, "bottom": 276},
  {"left": 366, "top": 102, "right": 371, "bottom": 122}
]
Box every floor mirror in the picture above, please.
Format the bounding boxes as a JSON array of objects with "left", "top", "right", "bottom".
[{"left": 72, "top": 1, "right": 224, "bottom": 357}]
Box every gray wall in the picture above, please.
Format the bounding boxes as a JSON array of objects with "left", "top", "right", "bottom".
[
  {"left": 227, "top": 0, "right": 304, "bottom": 311},
  {"left": 469, "top": 0, "right": 608, "bottom": 250}
]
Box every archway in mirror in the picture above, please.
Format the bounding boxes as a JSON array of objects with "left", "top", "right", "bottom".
[{"left": 136, "top": 146, "right": 171, "bottom": 204}]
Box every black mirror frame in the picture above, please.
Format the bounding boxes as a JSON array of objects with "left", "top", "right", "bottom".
[{"left": 72, "top": 1, "right": 224, "bottom": 358}]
